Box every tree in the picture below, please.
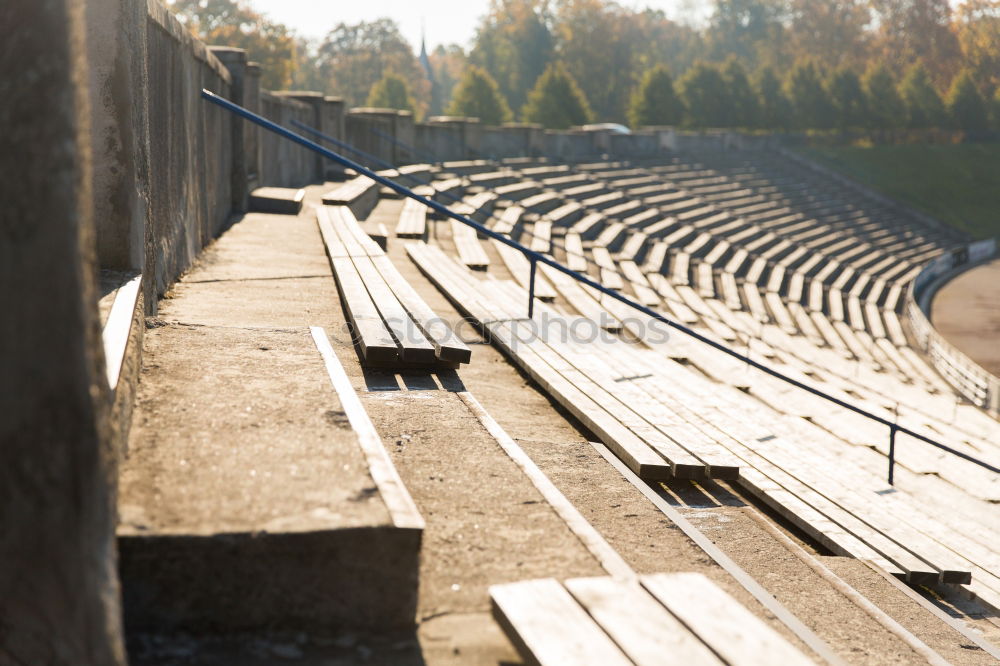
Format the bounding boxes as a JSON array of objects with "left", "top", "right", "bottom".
[
  {"left": 707, "top": 0, "right": 788, "bottom": 69},
  {"left": 678, "top": 61, "right": 730, "bottom": 127},
  {"left": 787, "top": 60, "right": 834, "bottom": 129},
  {"left": 446, "top": 66, "right": 513, "bottom": 125},
  {"left": 954, "top": 0, "right": 1000, "bottom": 92},
  {"left": 946, "top": 69, "right": 990, "bottom": 131},
  {"left": 521, "top": 62, "right": 593, "bottom": 129},
  {"left": 722, "top": 58, "right": 759, "bottom": 127},
  {"left": 169, "top": 0, "right": 299, "bottom": 90},
  {"left": 862, "top": 63, "right": 905, "bottom": 129},
  {"left": 827, "top": 66, "right": 867, "bottom": 129},
  {"left": 470, "top": 0, "right": 554, "bottom": 114},
  {"left": 314, "top": 19, "right": 429, "bottom": 113},
  {"left": 787, "top": 0, "right": 870, "bottom": 68},
  {"left": 899, "top": 64, "right": 946, "bottom": 128},
  {"left": 755, "top": 66, "right": 792, "bottom": 129},
  {"left": 366, "top": 73, "right": 415, "bottom": 112},
  {"left": 628, "top": 65, "right": 685, "bottom": 127},
  {"left": 870, "top": 0, "right": 961, "bottom": 84}
]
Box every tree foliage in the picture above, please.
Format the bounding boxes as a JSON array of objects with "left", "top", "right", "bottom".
[
  {"left": 787, "top": 60, "right": 833, "bottom": 129},
  {"left": 755, "top": 66, "right": 791, "bottom": 129},
  {"left": 827, "top": 66, "right": 867, "bottom": 129},
  {"left": 446, "top": 66, "right": 513, "bottom": 125},
  {"left": 946, "top": 69, "right": 990, "bottom": 131},
  {"left": 470, "top": 0, "right": 554, "bottom": 114},
  {"left": 900, "top": 65, "right": 946, "bottom": 128},
  {"left": 678, "top": 62, "right": 730, "bottom": 128},
  {"left": 628, "top": 65, "right": 684, "bottom": 128},
  {"left": 521, "top": 62, "right": 593, "bottom": 129},
  {"left": 169, "top": 0, "right": 298, "bottom": 90},
  {"left": 172, "top": 0, "right": 1000, "bottom": 134},
  {"left": 862, "top": 63, "right": 905, "bottom": 129},
  {"left": 722, "top": 58, "right": 759, "bottom": 127},
  {"left": 313, "top": 19, "right": 429, "bottom": 115},
  {"left": 365, "top": 73, "right": 415, "bottom": 113}
]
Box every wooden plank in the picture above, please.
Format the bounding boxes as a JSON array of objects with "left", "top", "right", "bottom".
[
  {"left": 490, "top": 322, "right": 668, "bottom": 478},
  {"left": 642, "top": 573, "right": 814, "bottom": 666},
  {"left": 563, "top": 232, "right": 590, "bottom": 272},
  {"left": 671, "top": 251, "right": 690, "bottom": 285},
  {"left": 103, "top": 273, "right": 142, "bottom": 390},
  {"left": 395, "top": 197, "right": 427, "bottom": 239},
  {"left": 492, "top": 205, "right": 524, "bottom": 236},
  {"left": 619, "top": 261, "right": 661, "bottom": 307},
  {"left": 490, "top": 579, "right": 633, "bottom": 666},
  {"left": 352, "top": 256, "right": 437, "bottom": 364},
  {"left": 491, "top": 239, "right": 557, "bottom": 302},
  {"left": 649, "top": 274, "right": 699, "bottom": 324},
  {"left": 565, "top": 577, "right": 725, "bottom": 666},
  {"left": 530, "top": 220, "right": 552, "bottom": 253},
  {"left": 372, "top": 253, "right": 472, "bottom": 364},
  {"left": 450, "top": 219, "right": 491, "bottom": 270},
  {"left": 330, "top": 257, "right": 400, "bottom": 363},
  {"left": 539, "top": 263, "right": 621, "bottom": 331},
  {"left": 571, "top": 212, "right": 606, "bottom": 240},
  {"left": 765, "top": 292, "right": 797, "bottom": 334}
]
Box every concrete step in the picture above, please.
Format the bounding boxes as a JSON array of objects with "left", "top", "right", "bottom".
[
  {"left": 119, "top": 199, "right": 423, "bottom": 635},
  {"left": 248, "top": 186, "right": 304, "bottom": 215}
]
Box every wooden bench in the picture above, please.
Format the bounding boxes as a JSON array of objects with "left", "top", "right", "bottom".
[
  {"left": 317, "top": 205, "right": 471, "bottom": 368},
  {"left": 522, "top": 191, "right": 564, "bottom": 215},
  {"left": 491, "top": 574, "right": 813, "bottom": 666},
  {"left": 450, "top": 218, "right": 491, "bottom": 271},
  {"left": 322, "top": 176, "right": 380, "bottom": 219},
  {"left": 495, "top": 180, "right": 543, "bottom": 203},
  {"left": 491, "top": 239, "right": 557, "bottom": 302},
  {"left": 395, "top": 197, "right": 428, "bottom": 239}
]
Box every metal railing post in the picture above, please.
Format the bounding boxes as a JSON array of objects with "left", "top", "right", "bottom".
[
  {"left": 528, "top": 257, "right": 538, "bottom": 319},
  {"left": 888, "top": 425, "right": 898, "bottom": 486}
]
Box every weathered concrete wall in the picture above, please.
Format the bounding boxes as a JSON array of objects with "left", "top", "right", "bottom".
[
  {"left": 259, "top": 91, "right": 314, "bottom": 187},
  {"left": 346, "top": 108, "right": 404, "bottom": 167},
  {"left": 87, "top": 0, "right": 150, "bottom": 277},
  {"left": 482, "top": 123, "right": 544, "bottom": 159},
  {"left": 145, "top": 1, "right": 234, "bottom": 297},
  {"left": 211, "top": 47, "right": 251, "bottom": 213},
  {"left": 0, "top": 0, "right": 125, "bottom": 663}
]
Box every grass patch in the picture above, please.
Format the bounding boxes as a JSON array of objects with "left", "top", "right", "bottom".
[{"left": 796, "top": 143, "right": 1000, "bottom": 240}]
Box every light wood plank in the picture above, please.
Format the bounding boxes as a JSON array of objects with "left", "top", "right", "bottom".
[
  {"left": 565, "top": 577, "right": 725, "bottom": 666},
  {"left": 490, "top": 579, "right": 633, "bottom": 666},
  {"left": 641, "top": 573, "right": 815, "bottom": 666}
]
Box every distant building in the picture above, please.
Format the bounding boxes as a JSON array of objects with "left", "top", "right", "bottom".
[{"left": 419, "top": 28, "right": 445, "bottom": 116}]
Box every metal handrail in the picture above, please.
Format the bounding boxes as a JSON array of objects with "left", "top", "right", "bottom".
[{"left": 202, "top": 88, "right": 1000, "bottom": 484}]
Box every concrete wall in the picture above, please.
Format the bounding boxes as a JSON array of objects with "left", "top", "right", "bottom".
[
  {"left": 145, "top": 1, "right": 234, "bottom": 296},
  {"left": 1, "top": 0, "right": 125, "bottom": 662},
  {"left": 346, "top": 108, "right": 407, "bottom": 167},
  {"left": 258, "top": 91, "right": 315, "bottom": 187}
]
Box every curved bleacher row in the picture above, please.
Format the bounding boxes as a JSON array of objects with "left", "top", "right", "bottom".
[{"left": 363, "top": 151, "right": 1000, "bottom": 612}]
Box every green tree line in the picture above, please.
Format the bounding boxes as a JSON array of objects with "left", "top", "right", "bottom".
[{"left": 170, "top": 0, "right": 1000, "bottom": 132}]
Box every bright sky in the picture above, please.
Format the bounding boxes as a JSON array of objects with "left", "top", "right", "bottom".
[{"left": 248, "top": 1, "right": 708, "bottom": 51}]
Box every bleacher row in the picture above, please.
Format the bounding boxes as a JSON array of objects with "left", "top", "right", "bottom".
[
  {"left": 316, "top": 149, "right": 1000, "bottom": 660},
  {"left": 320, "top": 151, "right": 1000, "bottom": 607}
]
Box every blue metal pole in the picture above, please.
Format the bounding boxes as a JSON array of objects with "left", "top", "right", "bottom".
[{"left": 200, "top": 88, "right": 999, "bottom": 478}]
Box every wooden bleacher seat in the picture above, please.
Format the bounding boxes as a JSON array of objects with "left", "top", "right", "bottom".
[
  {"left": 395, "top": 197, "right": 428, "bottom": 239},
  {"left": 321, "top": 175, "right": 379, "bottom": 218},
  {"left": 491, "top": 573, "right": 813, "bottom": 666},
  {"left": 317, "top": 205, "right": 470, "bottom": 368}
]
